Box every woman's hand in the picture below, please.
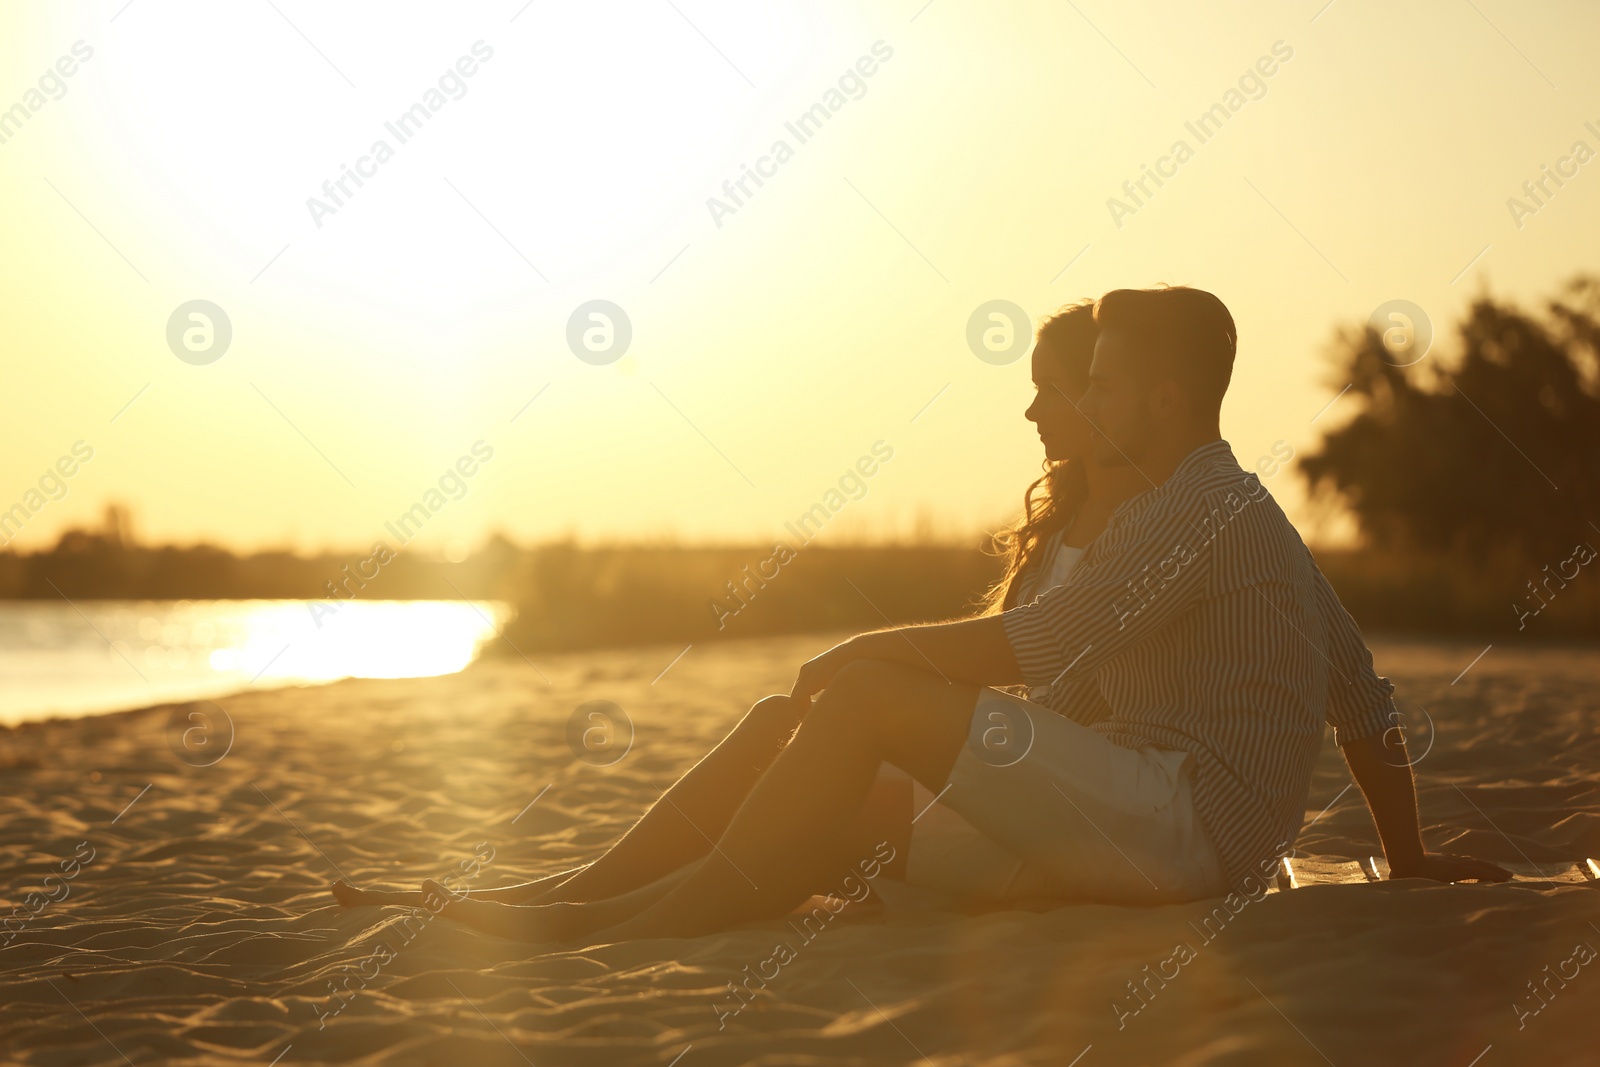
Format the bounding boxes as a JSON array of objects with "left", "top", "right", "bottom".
[{"left": 790, "top": 635, "right": 875, "bottom": 701}]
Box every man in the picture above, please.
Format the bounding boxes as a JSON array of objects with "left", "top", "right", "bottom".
[{"left": 408, "top": 286, "right": 1508, "bottom": 944}]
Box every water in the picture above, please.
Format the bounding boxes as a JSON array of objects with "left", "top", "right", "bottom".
[{"left": 0, "top": 599, "right": 514, "bottom": 725}]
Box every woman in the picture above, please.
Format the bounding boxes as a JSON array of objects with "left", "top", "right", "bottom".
[
  {"left": 987, "top": 298, "right": 1133, "bottom": 615},
  {"left": 331, "top": 300, "right": 1169, "bottom": 940},
  {"left": 888, "top": 300, "right": 1155, "bottom": 903}
]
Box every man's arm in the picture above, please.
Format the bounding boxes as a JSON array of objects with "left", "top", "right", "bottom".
[
  {"left": 1339, "top": 710, "right": 1511, "bottom": 883},
  {"left": 791, "top": 614, "right": 1022, "bottom": 699},
  {"left": 1307, "top": 550, "right": 1510, "bottom": 882},
  {"left": 793, "top": 481, "right": 1217, "bottom": 700}
]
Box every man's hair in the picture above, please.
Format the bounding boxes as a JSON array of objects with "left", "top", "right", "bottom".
[{"left": 1092, "top": 286, "right": 1237, "bottom": 415}]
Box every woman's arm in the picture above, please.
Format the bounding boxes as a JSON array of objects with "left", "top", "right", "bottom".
[{"left": 791, "top": 614, "right": 1022, "bottom": 699}]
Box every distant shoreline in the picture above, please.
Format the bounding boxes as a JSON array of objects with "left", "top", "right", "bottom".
[{"left": 4, "top": 539, "right": 1596, "bottom": 645}]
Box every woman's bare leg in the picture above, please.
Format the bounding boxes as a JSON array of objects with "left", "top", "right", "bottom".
[
  {"left": 331, "top": 693, "right": 808, "bottom": 910},
  {"left": 334, "top": 766, "right": 914, "bottom": 912},
  {"left": 591, "top": 661, "right": 974, "bottom": 941},
  {"left": 424, "top": 765, "right": 915, "bottom": 942},
  {"left": 419, "top": 861, "right": 697, "bottom": 941},
  {"left": 523, "top": 693, "right": 810, "bottom": 904}
]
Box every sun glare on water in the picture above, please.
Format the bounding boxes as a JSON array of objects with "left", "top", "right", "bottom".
[
  {"left": 205, "top": 600, "right": 507, "bottom": 682},
  {"left": 0, "top": 599, "right": 513, "bottom": 725}
]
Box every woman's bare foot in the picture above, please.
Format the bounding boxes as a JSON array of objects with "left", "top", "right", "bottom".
[
  {"left": 330, "top": 879, "right": 367, "bottom": 906},
  {"left": 420, "top": 878, "right": 552, "bottom": 940},
  {"left": 420, "top": 878, "right": 638, "bottom": 944},
  {"left": 331, "top": 879, "right": 425, "bottom": 908}
]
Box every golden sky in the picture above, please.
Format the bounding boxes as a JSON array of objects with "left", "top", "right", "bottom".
[{"left": 3, "top": 0, "right": 1597, "bottom": 555}]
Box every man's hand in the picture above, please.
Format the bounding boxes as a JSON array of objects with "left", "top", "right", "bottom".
[
  {"left": 790, "top": 636, "right": 869, "bottom": 701},
  {"left": 1386, "top": 852, "right": 1512, "bottom": 884},
  {"left": 789, "top": 615, "right": 1024, "bottom": 701},
  {"left": 1337, "top": 730, "right": 1517, "bottom": 885}
]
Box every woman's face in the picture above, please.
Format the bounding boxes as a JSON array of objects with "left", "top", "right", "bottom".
[{"left": 1024, "top": 337, "right": 1093, "bottom": 464}]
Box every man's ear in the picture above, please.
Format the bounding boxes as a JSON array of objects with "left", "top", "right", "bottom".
[{"left": 1149, "top": 377, "right": 1185, "bottom": 421}]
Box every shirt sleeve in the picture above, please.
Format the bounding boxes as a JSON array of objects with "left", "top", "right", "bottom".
[
  {"left": 1308, "top": 551, "right": 1396, "bottom": 745},
  {"left": 1001, "top": 485, "right": 1214, "bottom": 689}
]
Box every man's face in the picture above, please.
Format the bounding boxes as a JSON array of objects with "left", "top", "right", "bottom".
[{"left": 1080, "top": 330, "right": 1159, "bottom": 468}]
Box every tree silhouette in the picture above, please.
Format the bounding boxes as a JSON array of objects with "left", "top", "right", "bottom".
[{"left": 1300, "top": 277, "right": 1600, "bottom": 567}]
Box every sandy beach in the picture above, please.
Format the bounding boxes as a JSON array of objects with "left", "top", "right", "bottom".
[{"left": 3, "top": 633, "right": 1598, "bottom": 1066}]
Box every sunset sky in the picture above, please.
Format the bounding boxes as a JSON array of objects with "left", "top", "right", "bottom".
[{"left": 3, "top": 0, "right": 1596, "bottom": 556}]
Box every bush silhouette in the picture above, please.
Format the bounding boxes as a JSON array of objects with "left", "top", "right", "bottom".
[{"left": 1299, "top": 276, "right": 1600, "bottom": 634}]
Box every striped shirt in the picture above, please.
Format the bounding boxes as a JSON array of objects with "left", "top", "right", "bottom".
[{"left": 1001, "top": 439, "right": 1395, "bottom": 888}]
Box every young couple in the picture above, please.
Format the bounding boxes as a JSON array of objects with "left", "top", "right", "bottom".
[{"left": 333, "top": 285, "right": 1509, "bottom": 942}]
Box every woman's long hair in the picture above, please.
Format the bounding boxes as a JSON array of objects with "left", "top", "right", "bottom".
[{"left": 981, "top": 301, "right": 1098, "bottom": 613}]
